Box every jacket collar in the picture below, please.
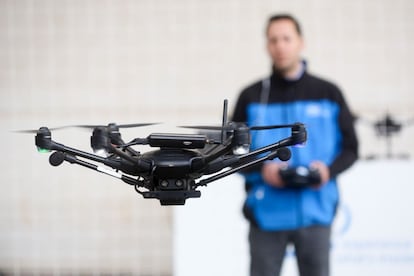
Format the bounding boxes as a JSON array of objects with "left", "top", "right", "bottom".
[{"left": 271, "top": 60, "right": 307, "bottom": 83}]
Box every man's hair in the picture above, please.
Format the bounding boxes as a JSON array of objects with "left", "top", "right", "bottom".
[{"left": 266, "top": 14, "right": 302, "bottom": 36}]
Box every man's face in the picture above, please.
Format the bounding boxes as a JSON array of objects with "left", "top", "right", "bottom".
[{"left": 266, "top": 19, "right": 304, "bottom": 74}]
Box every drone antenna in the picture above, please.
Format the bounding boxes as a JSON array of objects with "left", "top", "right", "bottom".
[{"left": 221, "top": 99, "right": 228, "bottom": 143}]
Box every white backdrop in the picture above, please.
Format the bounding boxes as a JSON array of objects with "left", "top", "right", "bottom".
[
  {"left": 174, "top": 160, "right": 414, "bottom": 276},
  {"left": 2, "top": 0, "right": 414, "bottom": 273}
]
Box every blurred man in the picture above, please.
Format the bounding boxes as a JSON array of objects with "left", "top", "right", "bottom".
[{"left": 232, "top": 14, "right": 358, "bottom": 276}]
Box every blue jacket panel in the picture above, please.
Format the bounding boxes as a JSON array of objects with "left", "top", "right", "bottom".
[{"left": 244, "top": 99, "right": 341, "bottom": 230}]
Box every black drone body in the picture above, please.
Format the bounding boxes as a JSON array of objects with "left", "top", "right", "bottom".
[{"left": 31, "top": 100, "right": 307, "bottom": 205}]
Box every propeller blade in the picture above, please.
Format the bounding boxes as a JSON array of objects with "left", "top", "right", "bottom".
[
  {"left": 117, "top": 123, "right": 159, "bottom": 128},
  {"left": 73, "top": 123, "right": 159, "bottom": 129},
  {"left": 14, "top": 123, "right": 159, "bottom": 133},
  {"left": 249, "top": 124, "right": 296, "bottom": 130},
  {"left": 13, "top": 129, "right": 39, "bottom": 133},
  {"left": 179, "top": 125, "right": 226, "bottom": 131},
  {"left": 180, "top": 123, "right": 296, "bottom": 131},
  {"left": 13, "top": 126, "right": 69, "bottom": 133}
]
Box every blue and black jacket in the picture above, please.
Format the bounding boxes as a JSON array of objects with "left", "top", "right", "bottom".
[{"left": 232, "top": 68, "right": 358, "bottom": 231}]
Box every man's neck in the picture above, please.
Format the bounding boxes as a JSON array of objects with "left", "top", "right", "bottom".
[{"left": 279, "top": 61, "right": 305, "bottom": 81}]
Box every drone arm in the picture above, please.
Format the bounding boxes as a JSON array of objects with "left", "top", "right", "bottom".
[
  {"left": 60, "top": 142, "right": 152, "bottom": 176},
  {"left": 107, "top": 144, "right": 152, "bottom": 174},
  {"left": 200, "top": 124, "right": 304, "bottom": 176},
  {"left": 37, "top": 131, "right": 152, "bottom": 176},
  {"left": 240, "top": 137, "right": 293, "bottom": 160},
  {"left": 107, "top": 144, "right": 138, "bottom": 164},
  {"left": 212, "top": 136, "right": 293, "bottom": 169},
  {"left": 36, "top": 131, "right": 151, "bottom": 175},
  {"left": 114, "top": 138, "right": 141, "bottom": 157},
  {"left": 41, "top": 139, "right": 122, "bottom": 169},
  {"left": 200, "top": 136, "right": 234, "bottom": 164},
  {"left": 49, "top": 151, "right": 139, "bottom": 186},
  {"left": 198, "top": 147, "right": 290, "bottom": 186},
  {"left": 198, "top": 136, "right": 295, "bottom": 185}
]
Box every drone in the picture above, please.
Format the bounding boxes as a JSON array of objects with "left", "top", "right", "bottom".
[
  {"left": 357, "top": 112, "right": 414, "bottom": 159},
  {"left": 22, "top": 100, "right": 307, "bottom": 205}
]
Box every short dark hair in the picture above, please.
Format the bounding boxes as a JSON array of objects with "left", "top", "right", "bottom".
[{"left": 266, "top": 14, "right": 302, "bottom": 36}]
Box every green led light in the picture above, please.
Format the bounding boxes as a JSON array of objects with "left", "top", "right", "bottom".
[{"left": 37, "top": 147, "right": 50, "bottom": 153}]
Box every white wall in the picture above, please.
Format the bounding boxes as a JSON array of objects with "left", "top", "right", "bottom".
[{"left": 1, "top": 0, "right": 414, "bottom": 274}]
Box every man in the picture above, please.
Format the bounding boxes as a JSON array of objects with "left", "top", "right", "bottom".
[{"left": 232, "top": 14, "right": 358, "bottom": 276}]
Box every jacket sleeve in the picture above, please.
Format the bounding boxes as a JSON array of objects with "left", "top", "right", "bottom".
[
  {"left": 329, "top": 91, "right": 359, "bottom": 177},
  {"left": 231, "top": 91, "right": 248, "bottom": 123}
]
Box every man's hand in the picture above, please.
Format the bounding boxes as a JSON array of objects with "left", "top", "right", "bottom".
[
  {"left": 263, "top": 161, "right": 330, "bottom": 189},
  {"left": 261, "top": 162, "right": 287, "bottom": 188},
  {"left": 309, "top": 160, "right": 330, "bottom": 188}
]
